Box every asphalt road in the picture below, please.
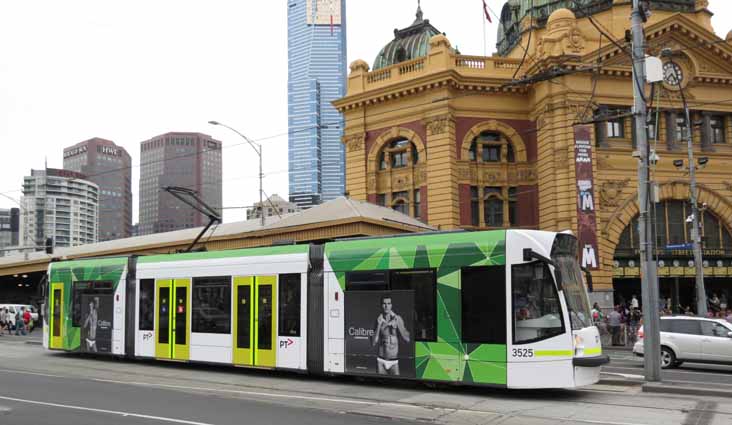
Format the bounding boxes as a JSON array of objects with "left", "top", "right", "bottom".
[
  {"left": 2, "top": 337, "right": 732, "bottom": 425},
  {"left": 603, "top": 348, "right": 732, "bottom": 386}
]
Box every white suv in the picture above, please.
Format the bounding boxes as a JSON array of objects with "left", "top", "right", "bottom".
[{"left": 633, "top": 316, "right": 732, "bottom": 369}]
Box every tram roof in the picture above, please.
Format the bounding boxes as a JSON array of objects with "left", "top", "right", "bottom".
[{"left": 0, "top": 197, "right": 434, "bottom": 273}]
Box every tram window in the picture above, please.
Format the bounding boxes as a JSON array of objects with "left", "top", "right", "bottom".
[
  {"left": 461, "top": 266, "right": 506, "bottom": 344},
  {"left": 391, "top": 269, "right": 436, "bottom": 342},
  {"left": 139, "top": 279, "right": 154, "bottom": 331},
  {"left": 278, "top": 274, "right": 301, "bottom": 337},
  {"left": 192, "top": 276, "right": 231, "bottom": 334},
  {"left": 346, "top": 271, "right": 388, "bottom": 291},
  {"left": 71, "top": 282, "right": 85, "bottom": 326},
  {"left": 512, "top": 262, "right": 564, "bottom": 344}
]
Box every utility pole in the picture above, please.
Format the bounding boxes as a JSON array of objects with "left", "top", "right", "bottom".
[
  {"left": 631, "top": 0, "right": 661, "bottom": 381},
  {"left": 662, "top": 49, "right": 708, "bottom": 317}
]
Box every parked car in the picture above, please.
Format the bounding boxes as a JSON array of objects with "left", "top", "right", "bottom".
[{"left": 633, "top": 316, "right": 732, "bottom": 369}]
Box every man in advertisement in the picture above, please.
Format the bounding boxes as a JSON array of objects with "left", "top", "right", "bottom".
[
  {"left": 345, "top": 290, "right": 415, "bottom": 378},
  {"left": 372, "top": 296, "right": 410, "bottom": 376},
  {"left": 83, "top": 297, "right": 99, "bottom": 352}
]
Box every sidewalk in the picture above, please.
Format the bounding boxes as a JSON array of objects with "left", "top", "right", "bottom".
[{"left": 598, "top": 371, "right": 732, "bottom": 399}]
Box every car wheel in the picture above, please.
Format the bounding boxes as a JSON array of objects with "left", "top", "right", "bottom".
[{"left": 661, "top": 347, "right": 676, "bottom": 369}]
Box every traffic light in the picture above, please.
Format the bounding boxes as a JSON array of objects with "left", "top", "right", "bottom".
[{"left": 45, "top": 237, "right": 53, "bottom": 254}]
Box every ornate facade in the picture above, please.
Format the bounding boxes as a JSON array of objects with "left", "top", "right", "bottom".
[{"left": 334, "top": 1, "right": 732, "bottom": 310}]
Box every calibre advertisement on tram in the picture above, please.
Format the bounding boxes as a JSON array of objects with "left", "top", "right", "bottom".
[{"left": 43, "top": 230, "right": 608, "bottom": 389}]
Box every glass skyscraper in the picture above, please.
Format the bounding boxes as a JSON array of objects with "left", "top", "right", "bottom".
[{"left": 287, "top": 0, "right": 347, "bottom": 208}]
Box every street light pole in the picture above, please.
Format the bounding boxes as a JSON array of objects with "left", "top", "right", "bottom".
[
  {"left": 631, "top": 0, "right": 661, "bottom": 382},
  {"left": 661, "top": 49, "right": 708, "bottom": 317},
  {"left": 208, "top": 121, "right": 265, "bottom": 227}
]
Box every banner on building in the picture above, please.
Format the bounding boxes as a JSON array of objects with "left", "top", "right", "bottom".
[{"left": 574, "top": 125, "right": 600, "bottom": 270}]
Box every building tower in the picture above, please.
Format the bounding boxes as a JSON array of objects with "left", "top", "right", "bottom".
[
  {"left": 63, "top": 138, "right": 132, "bottom": 241},
  {"left": 19, "top": 169, "right": 99, "bottom": 249},
  {"left": 0, "top": 208, "right": 19, "bottom": 256},
  {"left": 287, "top": 0, "right": 347, "bottom": 208},
  {"left": 139, "top": 132, "right": 222, "bottom": 235}
]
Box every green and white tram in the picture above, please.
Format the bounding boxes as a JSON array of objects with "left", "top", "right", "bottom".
[{"left": 43, "top": 230, "right": 608, "bottom": 389}]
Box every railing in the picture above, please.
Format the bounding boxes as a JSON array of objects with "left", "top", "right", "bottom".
[
  {"left": 456, "top": 56, "right": 486, "bottom": 69},
  {"left": 366, "top": 68, "right": 392, "bottom": 84},
  {"left": 398, "top": 58, "right": 425, "bottom": 76},
  {"left": 494, "top": 60, "right": 520, "bottom": 69}
]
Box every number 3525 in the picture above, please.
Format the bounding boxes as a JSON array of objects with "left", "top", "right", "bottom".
[{"left": 512, "top": 348, "right": 534, "bottom": 358}]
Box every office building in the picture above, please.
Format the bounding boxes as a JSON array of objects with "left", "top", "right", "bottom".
[
  {"left": 0, "top": 208, "right": 19, "bottom": 256},
  {"left": 287, "top": 0, "right": 347, "bottom": 208},
  {"left": 63, "top": 138, "right": 132, "bottom": 241},
  {"left": 139, "top": 132, "right": 222, "bottom": 235},
  {"left": 19, "top": 169, "right": 99, "bottom": 249}
]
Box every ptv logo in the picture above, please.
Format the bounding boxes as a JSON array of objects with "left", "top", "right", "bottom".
[{"left": 279, "top": 338, "right": 294, "bottom": 349}]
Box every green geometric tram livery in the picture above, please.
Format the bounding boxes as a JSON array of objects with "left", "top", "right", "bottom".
[{"left": 44, "top": 230, "right": 608, "bottom": 389}]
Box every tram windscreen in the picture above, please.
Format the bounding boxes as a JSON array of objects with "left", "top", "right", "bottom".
[{"left": 551, "top": 234, "right": 592, "bottom": 330}]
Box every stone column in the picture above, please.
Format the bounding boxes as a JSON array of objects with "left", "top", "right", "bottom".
[
  {"left": 424, "top": 114, "right": 460, "bottom": 230},
  {"left": 343, "top": 133, "right": 366, "bottom": 201}
]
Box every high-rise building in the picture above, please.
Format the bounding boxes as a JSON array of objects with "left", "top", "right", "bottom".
[
  {"left": 287, "top": 0, "right": 347, "bottom": 209},
  {"left": 0, "top": 208, "right": 19, "bottom": 256},
  {"left": 19, "top": 169, "right": 99, "bottom": 249},
  {"left": 246, "top": 194, "right": 301, "bottom": 221},
  {"left": 63, "top": 138, "right": 132, "bottom": 241},
  {"left": 139, "top": 132, "right": 222, "bottom": 235}
]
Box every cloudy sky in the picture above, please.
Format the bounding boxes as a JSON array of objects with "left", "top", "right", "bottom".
[{"left": 1, "top": 0, "right": 731, "bottom": 224}]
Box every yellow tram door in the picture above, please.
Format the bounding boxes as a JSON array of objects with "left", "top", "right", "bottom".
[
  {"left": 155, "top": 278, "right": 191, "bottom": 361},
  {"left": 254, "top": 275, "right": 277, "bottom": 368},
  {"left": 233, "top": 277, "right": 254, "bottom": 366},
  {"left": 171, "top": 278, "right": 191, "bottom": 361},
  {"left": 49, "top": 283, "right": 64, "bottom": 349},
  {"left": 155, "top": 279, "right": 172, "bottom": 359}
]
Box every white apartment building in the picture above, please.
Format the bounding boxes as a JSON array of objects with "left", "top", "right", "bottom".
[{"left": 19, "top": 169, "right": 99, "bottom": 249}]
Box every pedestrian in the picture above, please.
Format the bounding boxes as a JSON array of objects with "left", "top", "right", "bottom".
[
  {"left": 630, "top": 294, "right": 639, "bottom": 310},
  {"left": 14, "top": 307, "right": 26, "bottom": 336},
  {"left": 608, "top": 306, "right": 622, "bottom": 346},
  {"left": 0, "top": 307, "right": 6, "bottom": 336},
  {"left": 23, "top": 307, "right": 32, "bottom": 334},
  {"left": 726, "top": 309, "right": 732, "bottom": 323}
]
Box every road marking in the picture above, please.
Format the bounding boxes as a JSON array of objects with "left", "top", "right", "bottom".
[
  {"left": 601, "top": 372, "right": 645, "bottom": 379},
  {"left": 0, "top": 395, "right": 215, "bottom": 425},
  {"left": 0, "top": 369, "right": 64, "bottom": 378},
  {"left": 92, "top": 378, "right": 376, "bottom": 406}
]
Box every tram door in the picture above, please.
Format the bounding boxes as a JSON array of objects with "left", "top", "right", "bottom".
[
  {"left": 233, "top": 275, "right": 277, "bottom": 368},
  {"left": 50, "top": 283, "right": 64, "bottom": 349},
  {"left": 155, "top": 279, "right": 191, "bottom": 361}
]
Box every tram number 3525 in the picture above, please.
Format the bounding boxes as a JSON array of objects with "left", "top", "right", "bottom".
[{"left": 511, "top": 348, "right": 534, "bottom": 358}]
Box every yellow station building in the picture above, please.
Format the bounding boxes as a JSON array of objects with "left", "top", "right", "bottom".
[{"left": 334, "top": 0, "right": 732, "bottom": 311}]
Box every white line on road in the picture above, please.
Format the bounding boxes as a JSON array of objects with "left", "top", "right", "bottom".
[
  {"left": 0, "top": 369, "right": 64, "bottom": 378},
  {"left": 92, "top": 378, "right": 377, "bottom": 406},
  {"left": 0, "top": 395, "right": 216, "bottom": 425}
]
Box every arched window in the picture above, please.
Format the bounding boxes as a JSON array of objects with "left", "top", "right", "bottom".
[
  {"left": 615, "top": 201, "right": 732, "bottom": 252},
  {"left": 469, "top": 131, "right": 516, "bottom": 163},
  {"left": 378, "top": 138, "right": 419, "bottom": 170},
  {"left": 483, "top": 187, "right": 503, "bottom": 227},
  {"left": 391, "top": 191, "right": 409, "bottom": 215}
]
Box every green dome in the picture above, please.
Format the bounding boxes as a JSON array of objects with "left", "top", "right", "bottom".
[
  {"left": 496, "top": 0, "right": 696, "bottom": 56},
  {"left": 373, "top": 5, "right": 443, "bottom": 70}
]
